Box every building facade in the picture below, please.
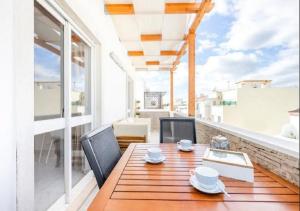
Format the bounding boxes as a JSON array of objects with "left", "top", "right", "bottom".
[{"left": 198, "top": 81, "right": 299, "bottom": 136}]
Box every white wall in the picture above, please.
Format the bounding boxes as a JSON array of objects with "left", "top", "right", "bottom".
[
  {"left": 102, "top": 56, "right": 127, "bottom": 124},
  {"left": 0, "top": 0, "right": 34, "bottom": 210},
  {"left": 135, "top": 80, "right": 145, "bottom": 109},
  {"left": 223, "top": 88, "right": 299, "bottom": 136},
  {"left": 0, "top": 1, "right": 16, "bottom": 210},
  {"left": 222, "top": 90, "right": 237, "bottom": 101}
]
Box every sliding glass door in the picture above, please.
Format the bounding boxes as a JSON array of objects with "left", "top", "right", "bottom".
[{"left": 34, "top": 1, "right": 93, "bottom": 210}]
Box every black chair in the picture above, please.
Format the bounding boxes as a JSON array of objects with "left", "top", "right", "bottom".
[
  {"left": 81, "top": 125, "right": 121, "bottom": 188},
  {"left": 160, "top": 117, "right": 196, "bottom": 144}
]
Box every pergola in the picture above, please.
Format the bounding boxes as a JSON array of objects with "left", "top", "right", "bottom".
[{"left": 105, "top": 0, "right": 214, "bottom": 116}]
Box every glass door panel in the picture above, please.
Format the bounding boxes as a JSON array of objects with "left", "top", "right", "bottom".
[
  {"left": 72, "top": 123, "right": 91, "bottom": 187},
  {"left": 34, "top": 129, "right": 64, "bottom": 211},
  {"left": 34, "top": 2, "right": 64, "bottom": 121},
  {"left": 71, "top": 32, "right": 91, "bottom": 117}
]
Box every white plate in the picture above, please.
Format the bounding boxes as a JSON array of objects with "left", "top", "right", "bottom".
[
  {"left": 144, "top": 154, "right": 166, "bottom": 164},
  {"left": 177, "top": 145, "right": 194, "bottom": 152},
  {"left": 190, "top": 175, "right": 225, "bottom": 194}
]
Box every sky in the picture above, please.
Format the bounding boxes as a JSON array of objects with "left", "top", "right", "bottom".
[
  {"left": 137, "top": 0, "right": 299, "bottom": 101},
  {"left": 35, "top": 44, "right": 87, "bottom": 92}
]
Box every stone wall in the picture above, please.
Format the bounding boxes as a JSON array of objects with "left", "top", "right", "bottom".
[{"left": 196, "top": 120, "right": 300, "bottom": 186}]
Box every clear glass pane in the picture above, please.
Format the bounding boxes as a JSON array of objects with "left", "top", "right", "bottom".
[
  {"left": 34, "top": 129, "right": 64, "bottom": 211},
  {"left": 71, "top": 32, "right": 91, "bottom": 117},
  {"left": 208, "top": 149, "right": 247, "bottom": 166},
  {"left": 72, "top": 123, "right": 91, "bottom": 187},
  {"left": 34, "top": 2, "right": 64, "bottom": 121}
]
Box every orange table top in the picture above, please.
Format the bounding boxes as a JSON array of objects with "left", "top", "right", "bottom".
[{"left": 88, "top": 144, "right": 299, "bottom": 211}]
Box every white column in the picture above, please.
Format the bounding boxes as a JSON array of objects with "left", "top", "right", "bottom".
[{"left": 13, "top": 0, "right": 35, "bottom": 210}]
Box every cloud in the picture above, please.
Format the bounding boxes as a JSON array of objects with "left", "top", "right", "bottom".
[
  {"left": 201, "top": 52, "right": 258, "bottom": 75},
  {"left": 223, "top": 0, "right": 299, "bottom": 50},
  {"left": 34, "top": 64, "right": 60, "bottom": 81},
  {"left": 196, "top": 48, "right": 299, "bottom": 94},
  {"left": 174, "top": 58, "right": 242, "bottom": 98},
  {"left": 196, "top": 39, "right": 216, "bottom": 53},
  {"left": 173, "top": 63, "right": 189, "bottom": 99},
  {"left": 242, "top": 48, "right": 299, "bottom": 87},
  {"left": 136, "top": 71, "right": 169, "bottom": 92},
  {"left": 209, "top": 0, "right": 236, "bottom": 16}
]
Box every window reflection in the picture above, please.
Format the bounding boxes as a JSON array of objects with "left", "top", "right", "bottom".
[
  {"left": 72, "top": 124, "right": 91, "bottom": 187},
  {"left": 34, "top": 2, "right": 64, "bottom": 121},
  {"left": 34, "top": 129, "right": 64, "bottom": 211},
  {"left": 71, "top": 33, "right": 91, "bottom": 117}
]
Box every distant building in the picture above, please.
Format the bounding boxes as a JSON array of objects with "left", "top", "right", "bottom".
[
  {"left": 236, "top": 80, "right": 272, "bottom": 88},
  {"left": 198, "top": 80, "right": 299, "bottom": 136},
  {"left": 34, "top": 81, "right": 62, "bottom": 119},
  {"left": 144, "top": 91, "right": 166, "bottom": 109},
  {"left": 35, "top": 81, "right": 85, "bottom": 119},
  {"left": 175, "top": 98, "right": 187, "bottom": 114}
]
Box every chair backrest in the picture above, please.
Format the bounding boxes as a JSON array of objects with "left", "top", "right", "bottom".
[
  {"left": 116, "top": 135, "right": 146, "bottom": 153},
  {"left": 81, "top": 126, "right": 121, "bottom": 188},
  {"left": 160, "top": 117, "right": 196, "bottom": 144}
]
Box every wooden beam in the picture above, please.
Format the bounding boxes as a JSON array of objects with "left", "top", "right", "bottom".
[
  {"left": 190, "top": 0, "right": 213, "bottom": 33},
  {"left": 165, "top": 3, "right": 201, "bottom": 14},
  {"left": 146, "top": 61, "right": 160, "bottom": 65},
  {"left": 128, "top": 51, "right": 144, "bottom": 56},
  {"left": 105, "top": 4, "right": 134, "bottom": 15},
  {"left": 188, "top": 32, "right": 195, "bottom": 117},
  {"left": 105, "top": 3, "right": 211, "bottom": 15},
  {"left": 172, "top": 41, "right": 188, "bottom": 66},
  {"left": 160, "top": 51, "right": 178, "bottom": 56},
  {"left": 34, "top": 37, "right": 60, "bottom": 55},
  {"left": 205, "top": 2, "right": 215, "bottom": 13},
  {"left": 72, "top": 34, "right": 81, "bottom": 43},
  {"left": 171, "top": 0, "right": 213, "bottom": 71},
  {"left": 128, "top": 51, "right": 178, "bottom": 56},
  {"left": 35, "top": 38, "right": 85, "bottom": 67},
  {"left": 170, "top": 70, "right": 174, "bottom": 111},
  {"left": 141, "top": 34, "right": 162, "bottom": 41}
]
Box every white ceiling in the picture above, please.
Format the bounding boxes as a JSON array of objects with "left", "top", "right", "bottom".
[{"left": 105, "top": 0, "right": 198, "bottom": 71}]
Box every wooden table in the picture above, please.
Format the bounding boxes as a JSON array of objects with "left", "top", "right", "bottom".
[{"left": 88, "top": 144, "right": 300, "bottom": 211}]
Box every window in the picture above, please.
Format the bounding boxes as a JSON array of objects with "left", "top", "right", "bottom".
[
  {"left": 34, "top": 1, "right": 94, "bottom": 210},
  {"left": 72, "top": 123, "right": 91, "bottom": 187},
  {"left": 34, "top": 3, "right": 64, "bottom": 121},
  {"left": 71, "top": 32, "right": 91, "bottom": 117},
  {"left": 34, "top": 129, "right": 64, "bottom": 211}
]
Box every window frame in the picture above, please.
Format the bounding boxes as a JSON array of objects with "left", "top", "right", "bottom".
[{"left": 33, "top": 0, "right": 95, "bottom": 207}]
